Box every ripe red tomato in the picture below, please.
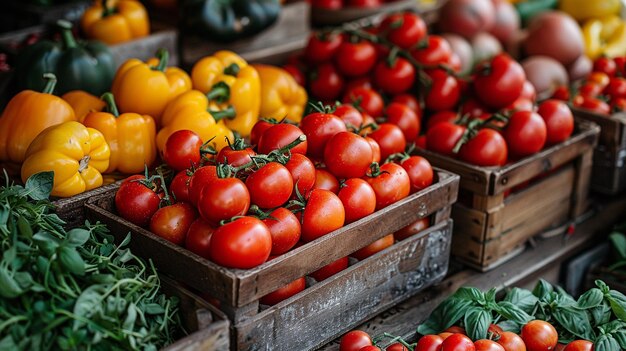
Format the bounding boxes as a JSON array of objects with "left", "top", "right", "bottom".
[
  {"left": 340, "top": 331, "right": 373, "bottom": 351},
  {"left": 426, "top": 122, "right": 466, "bottom": 156},
  {"left": 520, "top": 80, "right": 537, "bottom": 102},
  {"left": 215, "top": 144, "right": 256, "bottom": 167},
  {"left": 285, "top": 153, "right": 316, "bottom": 197},
  {"left": 415, "top": 335, "right": 444, "bottom": 351},
  {"left": 198, "top": 177, "right": 250, "bottom": 225},
  {"left": 365, "top": 163, "right": 410, "bottom": 210},
  {"left": 394, "top": 217, "right": 430, "bottom": 241},
  {"left": 335, "top": 41, "right": 377, "bottom": 77},
  {"left": 314, "top": 168, "right": 340, "bottom": 193},
  {"left": 334, "top": 104, "right": 364, "bottom": 128},
  {"left": 250, "top": 119, "right": 277, "bottom": 146},
  {"left": 562, "top": 340, "right": 593, "bottom": 351},
  {"left": 380, "top": 12, "right": 427, "bottom": 49},
  {"left": 258, "top": 123, "right": 307, "bottom": 155},
  {"left": 185, "top": 218, "right": 214, "bottom": 259},
  {"left": 115, "top": 175, "right": 161, "bottom": 227},
  {"left": 551, "top": 86, "right": 570, "bottom": 101},
  {"left": 300, "top": 189, "right": 345, "bottom": 242},
  {"left": 445, "top": 326, "right": 467, "bottom": 334},
  {"left": 459, "top": 128, "right": 508, "bottom": 166},
  {"left": 425, "top": 69, "right": 460, "bottom": 111},
  {"left": 411, "top": 35, "right": 453, "bottom": 66},
  {"left": 604, "top": 77, "right": 626, "bottom": 99},
  {"left": 613, "top": 97, "right": 626, "bottom": 112},
  {"left": 521, "top": 320, "right": 558, "bottom": 351},
  {"left": 352, "top": 234, "right": 394, "bottom": 260},
  {"left": 576, "top": 96, "right": 611, "bottom": 115},
  {"left": 365, "top": 136, "right": 381, "bottom": 163},
  {"left": 400, "top": 155, "right": 434, "bottom": 193},
  {"left": 537, "top": 100, "right": 574, "bottom": 145},
  {"left": 263, "top": 207, "right": 301, "bottom": 255},
  {"left": 310, "top": 256, "right": 349, "bottom": 282},
  {"left": 311, "top": 0, "right": 342, "bottom": 9},
  {"left": 246, "top": 162, "right": 293, "bottom": 208},
  {"left": 504, "top": 111, "right": 547, "bottom": 157},
  {"left": 283, "top": 64, "right": 306, "bottom": 87},
  {"left": 305, "top": 32, "right": 343, "bottom": 65},
  {"left": 385, "top": 102, "right": 420, "bottom": 143},
  {"left": 496, "top": 331, "right": 526, "bottom": 351},
  {"left": 324, "top": 132, "right": 374, "bottom": 179},
  {"left": 439, "top": 333, "right": 454, "bottom": 341},
  {"left": 163, "top": 130, "right": 203, "bottom": 171},
  {"left": 259, "top": 277, "right": 306, "bottom": 306},
  {"left": 310, "top": 63, "right": 345, "bottom": 101},
  {"left": 188, "top": 165, "right": 217, "bottom": 206},
  {"left": 475, "top": 340, "right": 505, "bottom": 351},
  {"left": 347, "top": 0, "right": 382, "bottom": 7},
  {"left": 368, "top": 123, "right": 407, "bottom": 161},
  {"left": 338, "top": 178, "right": 376, "bottom": 223},
  {"left": 578, "top": 83, "right": 602, "bottom": 98},
  {"left": 170, "top": 170, "right": 191, "bottom": 203},
  {"left": 461, "top": 98, "right": 490, "bottom": 120},
  {"left": 386, "top": 343, "right": 409, "bottom": 351},
  {"left": 150, "top": 202, "right": 197, "bottom": 245},
  {"left": 474, "top": 54, "right": 525, "bottom": 110},
  {"left": 300, "top": 112, "right": 347, "bottom": 160},
  {"left": 359, "top": 347, "right": 382, "bottom": 351},
  {"left": 588, "top": 72, "right": 610, "bottom": 89},
  {"left": 614, "top": 57, "right": 626, "bottom": 76},
  {"left": 505, "top": 97, "right": 534, "bottom": 113},
  {"left": 374, "top": 57, "right": 416, "bottom": 95},
  {"left": 441, "top": 334, "right": 476, "bottom": 351},
  {"left": 344, "top": 87, "right": 385, "bottom": 117},
  {"left": 427, "top": 110, "right": 458, "bottom": 130},
  {"left": 593, "top": 57, "right": 617, "bottom": 76},
  {"left": 345, "top": 76, "right": 374, "bottom": 94},
  {"left": 392, "top": 94, "right": 421, "bottom": 116},
  {"left": 209, "top": 216, "right": 272, "bottom": 269}
]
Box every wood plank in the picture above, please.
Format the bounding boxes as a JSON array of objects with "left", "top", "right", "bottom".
[
  {"left": 591, "top": 146, "right": 626, "bottom": 194},
  {"left": 571, "top": 150, "right": 593, "bottom": 217},
  {"left": 572, "top": 107, "right": 626, "bottom": 148}
]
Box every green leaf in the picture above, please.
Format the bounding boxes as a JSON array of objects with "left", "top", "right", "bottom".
[
  {"left": 590, "top": 302, "right": 613, "bottom": 326},
  {"left": 596, "top": 280, "right": 611, "bottom": 294},
  {"left": 417, "top": 297, "right": 475, "bottom": 335},
  {"left": 143, "top": 303, "right": 166, "bottom": 315},
  {"left": 608, "top": 290, "right": 626, "bottom": 321},
  {"left": 123, "top": 303, "right": 137, "bottom": 330},
  {"left": 556, "top": 286, "right": 577, "bottom": 305},
  {"left": 533, "top": 279, "right": 554, "bottom": 299},
  {"left": 495, "top": 301, "right": 533, "bottom": 324},
  {"left": 0, "top": 335, "right": 17, "bottom": 351},
  {"left": 485, "top": 288, "right": 497, "bottom": 303},
  {"left": 595, "top": 334, "right": 620, "bottom": 351},
  {"left": 464, "top": 307, "right": 492, "bottom": 341},
  {"left": 73, "top": 285, "right": 106, "bottom": 329},
  {"left": 609, "top": 232, "right": 626, "bottom": 259},
  {"left": 615, "top": 330, "right": 626, "bottom": 349},
  {"left": 58, "top": 247, "right": 86, "bottom": 276},
  {"left": 497, "top": 320, "right": 522, "bottom": 333},
  {"left": 24, "top": 171, "right": 54, "bottom": 200},
  {"left": 33, "top": 231, "right": 60, "bottom": 255},
  {"left": 0, "top": 267, "right": 23, "bottom": 298},
  {"left": 553, "top": 305, "right": 595, "bottom": 340},
  {"left": 454, "top": 287, "right": 486, "bottom": 302},
  {"left": 504, "top": 287, "right": 539, "bottom": 314},
  {"left": 65, "top": 228, "right": 90, "bottom": 247},
  {"left": 577, "top": 288, "right": 604, "bottom": 309}
]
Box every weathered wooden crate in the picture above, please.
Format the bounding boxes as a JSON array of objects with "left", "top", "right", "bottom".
[
  {"left": 1, "top": 0, "right": 89, "bottom": 32},
  {"left": 414, "top": 119, "right": 599, "bottom": 271},
  {"left": 572, "top": 107, "right": 626, "bottom": 195}
]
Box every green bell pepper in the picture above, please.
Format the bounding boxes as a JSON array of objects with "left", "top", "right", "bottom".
[
  {"left": 515, "top": 0, "right": 559, "bottom": 26},
  {"left": 15, "top": 20, "right": 115, "bottom": 96},
  {"left": 184, "top": 0, "right": 281, "bottom": 42}
]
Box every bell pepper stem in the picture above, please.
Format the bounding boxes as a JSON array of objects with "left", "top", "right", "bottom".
[
  {"left": 206, "top": 82, "right": 231, "bottom": 103},
  {"left": 41, "top": 73, "right": 57, "bottom": 94},
  {"left": 101, "top": 0, "right": 115, "bottom": 17},
  {"left": 210, "top": 106, "right": 236, "bottom": 121},
  {"left": 223, "top": 63, "right": 240, "bottom": 77},
  {"left": 56, "top": 20, "right": 77, "bottom": 49},
  {"left": 78, "top": 156, "right": 91, "bottom": 173},
  {"left": 100, "top": 92, "right": 120, "bottom": 117},
  {"left": 152, "top": 48, "right": 169, "bottom": 72}
]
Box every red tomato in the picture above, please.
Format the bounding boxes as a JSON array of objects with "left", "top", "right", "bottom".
[
  {"left": 427, "top": 111, "right": 459, "bottom": 130},
  {"left": 555, "top": 344, "right": 566, "bottom": 351},
  {"left": 185, "top": 218, "right": 214, "bottom": 259},
  {"left": 285, "top": 153, "right": 316, "bottom": 197},
  {"left": 344, "top": 87, "right": 385, "bottom": 117},
  {"left": 150, "top": 202, "right": 197, "bottom": 245},
  {"left": 338, "top": 178, "right": 377, "bottom": 223},
  {"left": 115, "top": 175, "right": 161, "bottom": 227},
  {"left": 576, "top": 96, "right": 611, "bottom": 115},
  {"left": 283, "top": 64, "right": 306, "bottom": 87},
  {"left": 613, "top": 97, "right": 626, "bottom": 112},
  {"left": 311, "top": 0, "right": 342, "bottom": 9},
  {"left": 578, "top": 83, "right": 603, "bottom": 98},
  {"left": 365, "top": 136, "right": 381, "bottom": 163},
  {"left": 520, "top": 80, "right": 537, "bottom": 101},
  {"left": 614, "top": 56, "right": 626, "bottom": 76},
  {"left": 412, "top": 35, "right": 453, "bottom": 66},
  {"left": 259, "top": 277, "right": 306, "bottom": 306},
  {"left": 246, "top": 162, "right": 294, "bottom": 208},
  {"left": 441, "top": 334, "right": 476, "bottom": 351},
  {"left": 335, "top": 104, "right": 364, "bottom": 128},
  {"left": 325, "top": 132, "right": 374, "bottom": 179},
  {"left": 171, "top": 170, "right": 191, "bottom": 203},
  {"left": 188, "top": 165, "right": 217, "bottom": 206},
  {"left": 301, "top": 189, "right": 345, "bottom": 242},
  {"left": 593, "top": 57, "right": 617, "bottom": 76},
  {"left": 163, "top": 130, "right": 203, "bottom": 171},
  {"left": 305, "top": 32, "right": 343, "bottom": 65},
  {"left": 365, "top": 163, "right": 410, "bottom": 210},
  {"left": 368, "top": 123, "right": 407, "bottom": 161},
  {"left": 562, "top": 340, "right": 593, "bottom": 351},
  {"left": 445, "top": 326, "right": 467, "bottom": 334},
  {"left": 521, "top": 320, "right": 558, "bottom": 351},
  {"left": 604, "top": 77, "right": 626, "bottom": 99},
  {"left": 314, "top": 168, "right": 340, "bottom": 193},
  {"left": 262, "top": 207, "right": 301, "bottom": 255},
  {"left": 588, "top": 72, "right": 610, "bottom": 89},
  {"left": 215, "top": 143, "right": 255, "bottom": 167},
  {"left": 385, "top": 102, "right": 420, "bottom": 143},
  {"left": 209, "top": 216, "right": 272, "bottom": 269},
  {"left": 415, "top": 335, "right": 444, "bottom": 351},
  {"left": 310, "top": 63, "right": 345, "bottom": 101},
  {"left": 400, "top": 155, "right": 434, "bottom": 192},
  {"left": 459, "top": 128, "right": 508, "bottom": 166},
  {"left": 461, "top": 98, "right": 490, "bottom": 120},
  {"left": 335, "top": 41, "right": 377, "bottom": 77},
  {"left": 537, "top": 100, "right": 574, "bottom": 145},
  {"left": 300, "top": 112, "right": 347, "bottom": 160},
  {"left": 504, "top": 111, "right": 547, "bottom": 157},
  {"left": 345, "top": 76, "right": 374, "bottom": 93},
  {"left": 475, "top": 340, "right": 505, "bottom": 351},
  {"left": 425, "top": 69, "right": 461, "bottom": 111},
  {"left": 391, "top": 94, "right": 421, "bottom": 116},
  {"left": 394, "top": 217, "right": 429, "bottom": 241},
  {"left": 426, "top": 122, "right": 466, "bottom": 156},
  {"left": 374, "top": 57, "right": 416, "bottom": 95},
  {"left": 258, "top": 123, "right": 307, "bottom": 155},
  {"left": 250, "top": 119, "right": 277, "bottom": 146},
  {"left": 352, "top": 234, "right": 394, "bottom": 260},
  {"left": 551, "top": 86, "right": 570, "bottom": 101},
  {"left": 496, "top": 331, "right": 526, "bottom": 351},
  {"left": 474, "top": 53, "right": 525, "bottom": 110},
  {"left": 359, "top": 347, "right": 382, "bottom": 351},
  {"left": 310, "top": 256, "right": 349, "bottom": 281},
  {"left": 198, "top": 177, "right": 250, "bottom": 225},
  {"left": 439, "top": 333, "right": 454, "bottom": 341},
  {"left": 340, "top": 331, "right": 373, "bottom": 351},
  {"left": 416, "top": 135, "right": 427, "bottom": 149},
  {"left": 380, "top": 12, "right": 427, "bottom": 49},
  {"left": 386, "top": 343, "right": 409, "bottom": 351},
  {"left": 347, "top": 0, "right": 382, "bottom": 7},
  {"left": 505, "top": 97, "right": 534, "bottom": 113}
]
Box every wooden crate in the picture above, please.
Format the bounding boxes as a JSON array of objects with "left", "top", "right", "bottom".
[
  {"left": 572, "top": 107, "right": 626, "bottom": 194},
  {"left": 414, "top": 119, "right": 599, "bottom": 271},
  {"left": 1, "top": 0, "right": 90, "bottom": 32}
]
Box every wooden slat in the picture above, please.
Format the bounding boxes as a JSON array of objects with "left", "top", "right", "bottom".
[
  {"left": 572, "top": 107, "right": 626, "bottom": 148},
  {"left": 591, "top": 146, "right": 626, "bottom": 194},
  {"left": 413, "top": 149, "right": 493, "bottom": 194},
  {"left": 571, "top": 150, "right": 593, "bottom": 216}
]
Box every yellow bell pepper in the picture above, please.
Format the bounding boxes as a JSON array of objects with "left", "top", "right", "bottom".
[
  {"left": 582, "top": 16, "right": 626, "bottom": 59},
  {"left": 81, "top": 0, "right": 150, "bottom": 45},
  {"left": 83, "top": 93, "right": 157, "bottom": 174},
  {"left": 191, "top": 51, "right": 260, "bottom": 137},
  {"left": 0, "top": 74, "right": 76, "bottom": 164},
  {"left": 111, "top": 49, "right": 191, "bottom": 121},
  {"left": 252, "top": 64, "right": 308, "bottom": 123},
  {"left": 157, "top": 90, "right": 234, "bottom": 155},
  {"left": 62, "top": 90, "right": 106, "bottom": 123},
  {"left": 21, "top": 121, "right": 110, "bottom": 198},
  {"left": 559, "top": 0, "right": 621, "bottom": 22}
]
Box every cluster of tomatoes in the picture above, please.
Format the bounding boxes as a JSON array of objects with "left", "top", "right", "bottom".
[
  {"left": 311, "top": 0, "right": 399, "bottom": 10},
  {"left": 552, "top": 56, "right": 626, "bottom": 116},
  {"left": 114, "top": 101, "right": 434, "bottom": 305},
  {"left": 340, "top": 320, "right": 593, "bottom": 351}
]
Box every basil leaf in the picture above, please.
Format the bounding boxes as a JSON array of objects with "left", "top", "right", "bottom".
[
  {"left": 553, "top": 305, "right": 595, "bottom": 340},
  {"left": 417, "top": 297, "right": 474, "bottom": 335},
  {"left": 497, "top": 320, "right": 522, "bottom": 333},
  {"left": 65, "top": 228, "right": 90, "bottom": 247},
  {"left": 143, "top": 303, "right": 166, "bottom": 315},
  {"left": 495, "top": 301, "right": 533, "bottom": 324},
  {"left": 73, "top": 285, "right": 106, "bottom": 329},
  {"left": 596, "top": 280, "right": 611, "bottom": 294},
  {"left": 577, "top": 288, "right": 604, "bottom": 309},
  {"left": 615, "top": 330, "right": 626, "bottom": 349},
  {"left": 609, "top": 232, "right": 626, "bottom": 259},
  {"left": 556, "top": 286, "right": 577, "bottom": 305},
  {"left": 0, "top": 267, "right": 23, "bottom": 298},
  {"left": 58, "top": 247, "right": 86, "bottom": 276},
  {"left": 590, "top": 302, "right": 613, "bottom": 326},
  {"left": 595, "top": 334, "right": 620, "bottom": 351},
  {"left": 24, "top": 171, "right": 54, "bottom": 201},
  {"left": 533, "top": 279, "right": 553, "bottom": 299},
  {"left": 454, "top": 287, "right": 485, "bottom": 303},
  {"left": 464, "top": 307, "right": 492, "bottom": 341},
  {"left": 608, "top": 290, "right": 626, "bottom": 321},
  {"left": 0, "top": 335, "right": 17, "bottom": 351},
  {"left": 123, "top": 303, "right": 138, "bottom": 330},
  {"left": 504, "top": 287, "right": 539, "bottom": 314},
  {"left": 33, "top": 231, "right": 60, "bottom": 256},
  {"left": 485, "top": 288, "right": 497, "bottom": 304}
]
